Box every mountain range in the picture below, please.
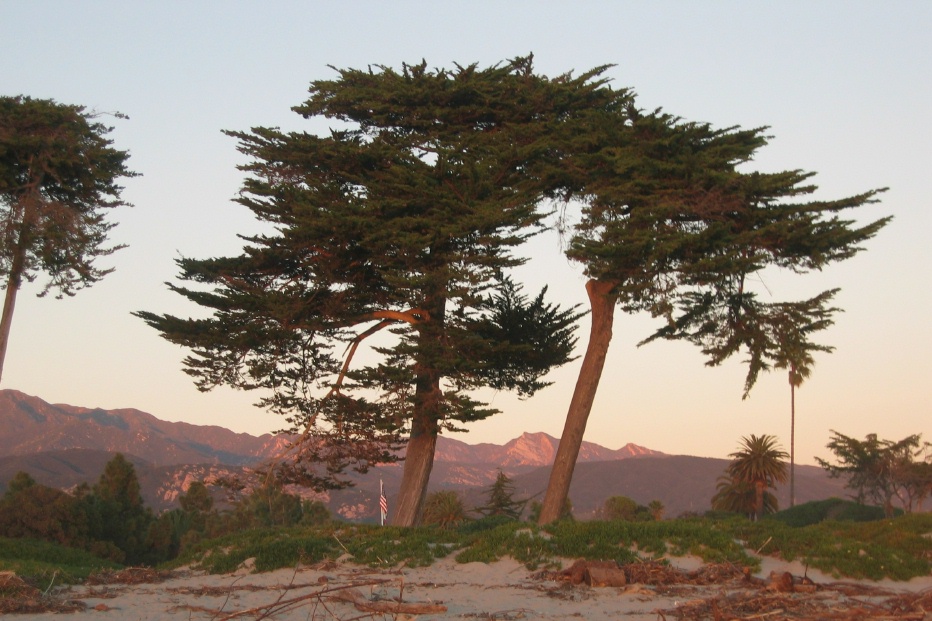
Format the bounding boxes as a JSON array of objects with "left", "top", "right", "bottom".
[{"left": 0, "top": 389, "right": 847, "bottom": 520}]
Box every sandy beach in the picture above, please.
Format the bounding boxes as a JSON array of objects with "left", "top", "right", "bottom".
[{"left": 5, "top": 553, "right": 931, "bottom": 620}]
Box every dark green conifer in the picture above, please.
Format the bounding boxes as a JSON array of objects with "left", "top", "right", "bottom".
[
  {"left": 136, "top": 57, "right": 605, "bottom": 525},
  {"left": 537, "top": 105, "right": 890, "bottom": 524}
]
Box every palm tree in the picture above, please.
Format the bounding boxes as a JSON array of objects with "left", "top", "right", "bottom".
[
  {"left": 725, "top": 435, "right": 789, "bottom": 521},
  {"left": 711, "top": 476, "right": 778, "bottom": 518}
]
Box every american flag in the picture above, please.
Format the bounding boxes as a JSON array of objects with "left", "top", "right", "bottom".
[{"left": 379, "top": 479, "right": 388, "bottom": 525}]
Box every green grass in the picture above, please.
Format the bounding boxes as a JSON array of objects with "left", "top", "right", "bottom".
[
  {"left": 0, "top": 537, "right": 121, "bottom": 587},
  {"left": 173, "top": 513, "right": 930, "bottom": 580},
  {"left": 5, "top": 512, "right": 931, "bottom": 584},
  {"left": 720, "top": 512, "right": 932, "bottom": 580}
]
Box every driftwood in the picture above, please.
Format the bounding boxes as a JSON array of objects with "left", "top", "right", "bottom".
[
  {"left": 554, "top": 560, "right": 624, "bottom": 585},
  {"left": 331, "top": 587, "right": 448, "bottom": 614},
  {"left": 584, "top": 565, "right": 627, "bottom": 588}
]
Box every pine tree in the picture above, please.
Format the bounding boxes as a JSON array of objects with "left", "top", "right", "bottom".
[
  {"left": 90, "top": 453, "right": 153, "bottom": 564},
  {"left": 475, "top": 471, "right": 526, "bottom": 520},
  {"left": 136, "top": 57, "right": 604, "bottom": 525}
]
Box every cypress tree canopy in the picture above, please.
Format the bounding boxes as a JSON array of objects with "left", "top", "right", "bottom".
[{"left": 136, "top": 57, "right": 607, "bottom": 492}]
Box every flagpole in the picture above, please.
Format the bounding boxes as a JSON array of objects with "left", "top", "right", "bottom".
[{"left": 379, "top": 478, "right": 385, "bottom": 526}]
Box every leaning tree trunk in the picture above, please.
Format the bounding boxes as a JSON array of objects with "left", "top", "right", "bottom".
[
  {"left": 391, "top": 403, "right": 439, "bottom": 526},
  {"left": 0, "top": 236, "right": 28, "bottom": 384},
  {"left": 538, "top": 279, "right": 618, "bottom": 525}
]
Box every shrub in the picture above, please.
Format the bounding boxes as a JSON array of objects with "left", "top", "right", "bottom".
[{"left": 422, "top": 491, "right": 466, "bottom": 528}]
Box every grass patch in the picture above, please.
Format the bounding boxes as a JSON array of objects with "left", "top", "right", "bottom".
[
  {"left": 6, "top": 512, "right": 930, "bottom": 583},
  {"left": 0, "top": 537, "right": 121, "bottom": 586},
  {"left": 721, "top": 512, "right": 932, "bottom": 580},
  {"left": 170, "top": 514, "right": 932, "bottom": 580}
]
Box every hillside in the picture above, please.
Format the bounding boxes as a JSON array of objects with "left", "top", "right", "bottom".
[{"left": 0, "top": 390, "right": 848, "bottom": 519}]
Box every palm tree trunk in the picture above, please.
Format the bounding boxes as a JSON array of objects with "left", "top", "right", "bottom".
[
  {"left": 538, "top": 279, "right": 617, "bottom": 525},
  {"left": 789, "top": 370, "right": 796, "bottom": 508},
  {"left": 754, "top": 480, "right": 765, "bottom": 521}
]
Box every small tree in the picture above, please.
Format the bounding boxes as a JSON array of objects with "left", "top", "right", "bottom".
[
  {"left": 88, "top": 454, "right": 154, "bottom": 564},
  {"left": 647, "top": 499, "right": 665, "bottom": 521},
  {"left": 179, "top": 481, "right": 214, "bottom": 514},
  {"left": 601, "top": 495, "right": 652, "bottom": 521},
  {"left": 475, "top": 471, "right": 526, "bottom": 520},
  {"left": 300, "top": 499, "right": 332, "bottom": 526},
  {"left": 0, "top": 472, "right": 89, "bottom": 547},
  {"left": 0, "top": 96, "right": 136, "bottom": 382},
  {"left": 816, "top": 431, "right": 929, "bottom": 516}
]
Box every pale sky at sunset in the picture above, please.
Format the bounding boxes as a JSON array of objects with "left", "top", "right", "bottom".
[{"left": 1, "top": 1, "right": 929, "bottom": 466}]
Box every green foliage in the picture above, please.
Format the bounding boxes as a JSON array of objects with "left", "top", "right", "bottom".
[
  {"left": 528, "top": 498, "right": 573, "bottom": 523},
  {"left": 174, "top": 527, "right": 338, "bottom": 574},
  {"left": 133, "top": 57, "right": 606, "bottom": 510},
  {"left": 88, "top": 454, "right": 154, "bottom": 565},
  {"left": 600, "top": 495, "right": 653, "bottom": 522},
  {"left": 421, "top": 491, "right": 466, "bottom": 528},
  {"left": 648, "top": 500, "right": 665, "bottom": 520},
  {"left": 161, "top": 513, "right": 931, "bottom": 582},
  {"left": 336, "top": 525, "right": 461, "bottom": 568},
  {"left": 239, "top": 480, "right": 303, "bottom": 528},
  {"left": 0, "top": 472, "right": 90, "bottom": 547},
  {"left": 711, "top": 477, "right": 779, "bottom": 518},
  {"left": 179, "top": 481, "right": 213, "bottom": 513},
  {"left": 454, "top": 521, "right": 556, "bottom": 569},
  {"left": 0, "top": 95, "right": 136, "bottom": 297},
  {"left": 724, "top": 512, "right": 932, "bottom": 580},
  {"left": 816, "top": 431, "right": 931, "bottom": 516},
  {"left": 475, "top": 471, "right": 527, "bottom": 520},
  {"left": 768, "top": 498, "right": 891, "bottom": 527},
  {"left": 299, "top": 500, "right": 332, "bottom": 526},
  {"left": 712, "top": 435, "right": 788, "bottom": 521},
  {"left": 0, "top": 537, "right": 121, "bottom": 585}
]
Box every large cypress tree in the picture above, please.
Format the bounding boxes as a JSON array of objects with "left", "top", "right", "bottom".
[
  {"left": 136, "top": 57, "right": 614, "bottom": 525},
  {"left": 537, "top": 105, "right": 890, "bottom": 524}
]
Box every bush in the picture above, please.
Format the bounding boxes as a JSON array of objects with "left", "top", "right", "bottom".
[
  {"left": 769, "top": 498, "right": 892, "bottom": 527},
  {"left": 422, "top": 491, "right": 466, "bottom": 528}
]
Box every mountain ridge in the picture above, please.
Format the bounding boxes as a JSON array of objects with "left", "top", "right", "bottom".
[
  {"left": 0, "top": 389, "right": 847, "bottom": 519},
  {"left": 0, "top": 389, "right": 660, "bottom": 468}
]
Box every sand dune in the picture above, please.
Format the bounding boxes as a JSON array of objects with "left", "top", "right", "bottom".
[{"left": 7, "top": 554, "right": 932, "bottom": 620}]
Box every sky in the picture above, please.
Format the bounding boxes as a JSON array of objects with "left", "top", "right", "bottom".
[{"left": 1, "top": 2, "right": 929, "bottom": 466}]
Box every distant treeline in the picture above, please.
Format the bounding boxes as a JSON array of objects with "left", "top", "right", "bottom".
[{"left": 0, "top": 454, "right": 331, "bottom": 566}]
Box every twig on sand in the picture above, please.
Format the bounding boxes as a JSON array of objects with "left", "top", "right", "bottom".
[{"left": 174, "top": 578, "right": 395, "bottom": 621}]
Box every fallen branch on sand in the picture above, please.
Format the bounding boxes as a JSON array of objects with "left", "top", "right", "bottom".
[{"left": 330, "top": 586, "right": 448, "bottom": 614}]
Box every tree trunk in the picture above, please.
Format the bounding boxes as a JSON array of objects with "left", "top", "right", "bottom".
[
  {"left": 391, "top": 411, "right": 438, "bottom": 526},
  {"left": 391, "top": 293, "right": 446, "bottom": 527},
  {"left": 789, "top": 370, "right": 796, "bottom": 508},
  {"left": 538, "top": 279, "right": 617, "bottom": 525},
  {"left": 754, "top": 480, "right": 765, "bottom": 521},
  {"left": 0, "top": 233, "right": 28, "bottom": 384}
]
